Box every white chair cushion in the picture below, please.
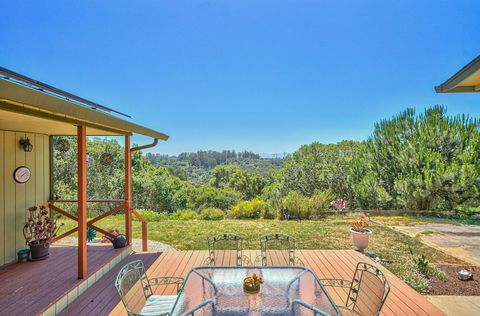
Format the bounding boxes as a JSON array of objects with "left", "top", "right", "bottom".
[{"left": 139, "top": 295, "right": 178, "bottom": 316}]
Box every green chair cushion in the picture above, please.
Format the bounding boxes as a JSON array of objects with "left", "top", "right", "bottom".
[{"left": 139, "top": 295, "right": 178, "bottom": 316}]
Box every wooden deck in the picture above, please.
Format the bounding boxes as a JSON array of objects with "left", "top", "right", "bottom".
[
  {"left": 60, "top": 250, "right": 445, "bottom": 316},
  {"left": 0, "top": 244, "right": 127, "bottom": 315}
]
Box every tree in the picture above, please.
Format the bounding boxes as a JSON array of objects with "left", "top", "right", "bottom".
[
  {"left": 354, "top": 106, "right": 480, "bottom": 210},
  {"left": 278, "top": 140, "right": 363, "bottom": 198},
  {"left": 210, "top": 165, "right": 267, "bottom": 200}
]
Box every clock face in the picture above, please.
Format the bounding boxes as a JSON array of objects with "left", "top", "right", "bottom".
[{"left": 14, "top": 166, "right": 31, "bottom": 184}]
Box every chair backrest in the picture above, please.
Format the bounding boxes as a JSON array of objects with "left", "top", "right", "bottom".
[
  {"left": 260, "top": 233, "right": 296, "bottom": 266},
  {"left": 207, "top": 233, "right": 244, "bottom": 266},
  {"left": 346, "top": 262, "right": 390, "bottom": 316},
  {"left": 115, "top": 260, "right": 152, "bottom": 314}
]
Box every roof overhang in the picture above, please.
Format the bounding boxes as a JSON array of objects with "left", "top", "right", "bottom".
[
  {"left": 0, "top": 77, "right": 169, "bottom": 139},
  {"left": 435, "top": 55, "right": 480, "bottom": 93}
]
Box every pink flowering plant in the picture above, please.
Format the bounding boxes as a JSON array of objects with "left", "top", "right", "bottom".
[
  {"left": 23, "top": 206, "right": 60, "bottom": 246},
  {"left": 330, "top": 198, "right": 350, "bottom": 212}
]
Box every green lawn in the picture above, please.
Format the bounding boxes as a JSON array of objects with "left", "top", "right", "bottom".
[
  {"left": 57, "top": 215, "right": 464, "bottom": 292},
  {"left": 58, "top": 215, "right": 462, "bottom": 263}
]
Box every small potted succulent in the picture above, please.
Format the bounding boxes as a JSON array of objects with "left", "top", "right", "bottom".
[
  {"left": 243, "top": 273, "right": 263, "bottom": 294},
  {"left": 349, "top": 215, "right": 371, "bottom": 252},
  {"left": 23, "top": 206, "right": 60, "bottom": 260}
]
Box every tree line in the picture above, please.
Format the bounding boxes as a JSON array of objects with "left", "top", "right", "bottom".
[{"left": 52, "top": 105, "right": 480, "bottom": 219}]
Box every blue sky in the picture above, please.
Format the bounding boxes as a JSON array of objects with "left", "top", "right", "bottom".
[{"left": 1, "top": 1, "right": 479, "bottom": 155}]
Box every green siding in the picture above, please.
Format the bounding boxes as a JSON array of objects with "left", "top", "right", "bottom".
[{"left": 0, "top": 130, "right": 50, "bottom": 265}]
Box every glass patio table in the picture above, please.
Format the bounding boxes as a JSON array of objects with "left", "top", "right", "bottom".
[{"left": 170, "top": 266, "right": 340, "bottom": 316}]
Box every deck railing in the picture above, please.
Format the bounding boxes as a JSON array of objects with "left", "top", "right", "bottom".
[{"left": 48, "top": 199, "right": 148, "bottom": 251}]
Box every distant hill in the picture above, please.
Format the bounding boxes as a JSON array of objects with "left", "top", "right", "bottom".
[{"left": 146, "top": 150, "right": 284, "bottom": 184}]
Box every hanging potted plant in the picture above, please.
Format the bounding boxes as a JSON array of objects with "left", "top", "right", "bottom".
[
  {"left": 23, "top": 206, "right": 59, "bottom": 260},
  {"left": 349, "top": 215, "right": 371, "bottom": 252}
]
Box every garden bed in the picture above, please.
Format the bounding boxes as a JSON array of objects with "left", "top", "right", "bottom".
[{"left": 427, "top": 264, "right": 480, "bottom": 295}]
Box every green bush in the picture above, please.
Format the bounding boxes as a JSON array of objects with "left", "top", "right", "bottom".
[
  {"left": 309, "top": 189, "right": 335, "bottom": 217},
  {"left": 229, "top": 198, "right": 266, "bottom": 219},
  {"left": 261, "top": 201, "right": 279, "bottom": 219},
  {"left": 199, "top": 207, "right": 225, "bottom": 220},
  {"left": 456, "top": 205, "right": 480, "bottom": 216},
  {"left": 170, "top": 210, "right": 199, "bottom": 220},
  {"left": 352, "top": 172, "right": 392, "bottom": 210},
  {"left": 281, "top": 191, "right": 313, "bottom": 219},
  {"left": 133, "top": 209, "right": 168, "bottom": 222}
]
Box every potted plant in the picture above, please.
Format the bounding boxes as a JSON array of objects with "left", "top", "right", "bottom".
[
  {"left": 349, "top": 215, "right": 371, "bottom": 252},
  {"left": 23, "top": 206, "right": 59, "bottom": 260}
]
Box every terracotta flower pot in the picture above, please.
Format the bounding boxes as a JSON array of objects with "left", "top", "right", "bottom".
[{"left": 349, "top": 228, "right": 371, "bottom": 252}]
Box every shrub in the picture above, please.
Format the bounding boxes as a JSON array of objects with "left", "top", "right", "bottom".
[
  {"left": 281, "top": 191, "right": 312, "bottom": 220},
  {"left": 186, "top": 185, "right": 242, "bottom": 211},
  {"left": 261, "top": 201, "right": 279, "bottom": 219},
  {"left": 229, "top": 198, "right": 265, "bottom": 219},
  {"left": 200, "top": 207, "right": 225, "bottom": 220},
  {"left": 170, "top": 210, "right": 199, "bottom": 220},
  {"left": 352, "top": 172, "right": 392, "bottom": 209},
  {"left": 133, "top": 209, "right": 168, "bottom": 222},
  {"left": 310, "top": 189, "right": 335, "bottom": 217}
]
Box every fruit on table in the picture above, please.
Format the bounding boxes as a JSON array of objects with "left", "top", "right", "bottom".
[{"left": 243, "top": 273, "right": 263, "bottom": 293}]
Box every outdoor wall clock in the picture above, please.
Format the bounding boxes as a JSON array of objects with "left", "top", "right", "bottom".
[{"left": 14, "top": 166, "right": 31, "bottom": 183}]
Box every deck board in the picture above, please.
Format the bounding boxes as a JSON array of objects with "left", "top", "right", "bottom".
[
  {"left": 0, "top": 244, "right": 125, "bottom": 315},
  {"left": 59, "top": 249, "right": 445, "bottom": 316}
]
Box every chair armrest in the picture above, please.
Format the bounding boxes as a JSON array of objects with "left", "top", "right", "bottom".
[
  {"left": 253, "top": 254, "right": 264, "bottom": 266},
  {"left": 150, "top": 276, "right": 184, "bottom": 286},
  {"left": 293, "top": 256, "right": 304, "bottom": 266},
  {"left": 318, "top": 278, "right": 352, "bottom": 288},
  {"left": 149, "top": 276, "right": 185, "bottom": 295},
  {"left": 204, "top": 256, "right": 214, "bottom": 266},
  {"left": 241, "top": 254, "right": 251, "bottom": 266}
]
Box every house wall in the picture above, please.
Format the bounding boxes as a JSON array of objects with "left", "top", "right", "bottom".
[{"left": 0, "top": 130, "right": 50, "bottom": 265}]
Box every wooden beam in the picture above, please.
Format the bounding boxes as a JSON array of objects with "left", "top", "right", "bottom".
[
  {"left": 77, "top": 125, "right": 87, "bottom": 279},
  {"left": 48, "top": 199, "right": 126, "bottom": 203},
  {"left": 49, "top": 204, "right": 78, "bottom": 221},
  {"left": 132, "top": 209, "right": 148, "bottom": 252},
  {"left": 131, "top": 209, "right": 145, "bottom": 222},
  {"left": 89, "top": 204, "right": 128, "bottom": 224},
  {"left": 125, "top": 135, "right": 132, "bottom": 245},
  {"left": 142, "top": 222, "right": 148, "bottom": 252},
  {"left": 49, "top": 203, "right": 118, "bottom": 241},
  {"left": 52, "top": 227, "right": 78, "bottom": 243}
]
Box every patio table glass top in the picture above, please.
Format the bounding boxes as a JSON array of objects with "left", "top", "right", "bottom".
[{"left": 170, "top": 266, "right": 340, "bottom": 316}]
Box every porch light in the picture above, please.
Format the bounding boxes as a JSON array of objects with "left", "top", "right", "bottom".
[{"left": 19, "top": 138, "right": 33, "bottom": 152}]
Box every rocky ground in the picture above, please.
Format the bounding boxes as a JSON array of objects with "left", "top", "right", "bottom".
[{"left": 56, "top": 237, "right": 177, "bottom": 253}]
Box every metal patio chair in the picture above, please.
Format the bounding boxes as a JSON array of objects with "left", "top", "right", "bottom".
[
  {"left": 115, "top": 259, "right": 184, "bottom": 316},
  {"left": 320, "top": 262, "right": 390, "bottom": 316},
  {"left": 204, "top": 233, "right": 250, "bottom": 266},
  {"left": 255, "top": 233, "right": 304, "bottom": 266}
]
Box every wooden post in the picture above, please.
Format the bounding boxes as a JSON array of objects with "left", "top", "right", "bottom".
[
  {"left": 77, "top": 125, "right": 87, "bottom": 279},
  {"left": 142, "top": 222, "right": 148, "bottom": 251},
  {"left": 125, "top": 135, "right": 132, "bottom": 245}
]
